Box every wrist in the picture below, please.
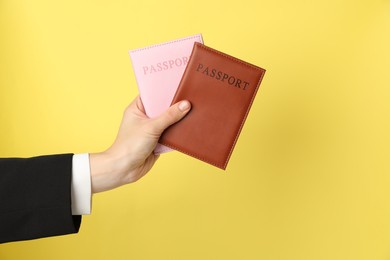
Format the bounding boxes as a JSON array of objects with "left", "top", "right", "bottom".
[{"left": 89, "top": 151, "right": 116, "bottom": 193}]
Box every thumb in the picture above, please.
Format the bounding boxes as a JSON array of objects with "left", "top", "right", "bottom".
[{"left": 151, "top": 100, "right": 191, "bottom": 134}]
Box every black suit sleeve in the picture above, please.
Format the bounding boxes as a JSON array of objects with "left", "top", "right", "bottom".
[{"left": 0, "top": 154, "right": 81, "bottom": 244}]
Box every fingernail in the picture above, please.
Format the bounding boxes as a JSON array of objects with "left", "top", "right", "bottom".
[{"left": 178, "top": 100, "right": 190, "bottom": 111}]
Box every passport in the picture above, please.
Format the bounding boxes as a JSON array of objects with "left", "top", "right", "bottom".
[
  {"left": 129, "top": 34, "right": 203, "bottom": 154},
  {"left": 159, "top": 43, "right": 266, "bottom": 170}
]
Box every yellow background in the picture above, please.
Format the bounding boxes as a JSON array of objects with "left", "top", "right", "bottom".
[{"left": 1, "top": 0, "right": 389, "bottom": 259}]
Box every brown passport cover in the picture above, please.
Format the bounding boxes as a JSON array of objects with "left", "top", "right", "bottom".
[{"left": 159, "top": 42, "right": 266, "bottom": 170}]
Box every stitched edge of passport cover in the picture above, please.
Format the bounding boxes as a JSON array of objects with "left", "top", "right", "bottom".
[
  {"left": 160, "top": 43, "right": 266, "bottom": 169},
  {"left": 129, "top": 34, "right": 203, "bottom": 54}
]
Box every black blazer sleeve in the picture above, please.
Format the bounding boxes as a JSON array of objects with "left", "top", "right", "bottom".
[{"left": 0, "top": 154, "right": 81, "bottom": 244}]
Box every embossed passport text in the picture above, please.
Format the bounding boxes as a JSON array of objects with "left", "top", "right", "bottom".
[
  {"left": 159, "top": 43, "right": 266, "bottom": 169},
  {"left": 129, "top": 34, "right": 203, "bottom": 154}
]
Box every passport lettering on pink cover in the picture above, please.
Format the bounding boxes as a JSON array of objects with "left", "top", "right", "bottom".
[{"left": 129, "top": 34, "right": 203, "bottom": 154}]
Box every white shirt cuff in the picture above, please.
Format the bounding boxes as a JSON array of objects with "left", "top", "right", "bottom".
[{"left": 71, "top": 153, "right": 92, "bottom": 215}]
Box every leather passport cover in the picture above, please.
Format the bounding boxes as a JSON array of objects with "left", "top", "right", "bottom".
[
  {"left": 159, "top": 43, "right": 266, "bottom": 170},
  {"left": 129, "top": 34, "right": 203, "bottom": 154}
]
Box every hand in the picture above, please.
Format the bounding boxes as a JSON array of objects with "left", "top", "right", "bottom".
[{"left": 89, "top": 96, "right": 191, "bottom": 193}]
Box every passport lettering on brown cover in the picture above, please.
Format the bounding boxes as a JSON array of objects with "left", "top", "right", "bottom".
[{"left": 159, "top": 42, "right": 266, "bottom": 170}]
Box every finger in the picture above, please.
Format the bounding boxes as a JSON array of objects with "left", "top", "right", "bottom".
[
  {"left": 137, "top": 154, "right": 160, "bottom": 180},
  {"left": 123, "top": 96, "right": 146, "bottom": 118},
  {"left": 136, "top": 96, "right": 146, "bottom": 114},
  {"left": 151, "top": 100, "right": 191, "bottom": 134}
]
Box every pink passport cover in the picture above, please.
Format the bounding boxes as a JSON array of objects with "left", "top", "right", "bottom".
[{"left": 129, "top": 34, "right": 203, "bottom": 154}]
